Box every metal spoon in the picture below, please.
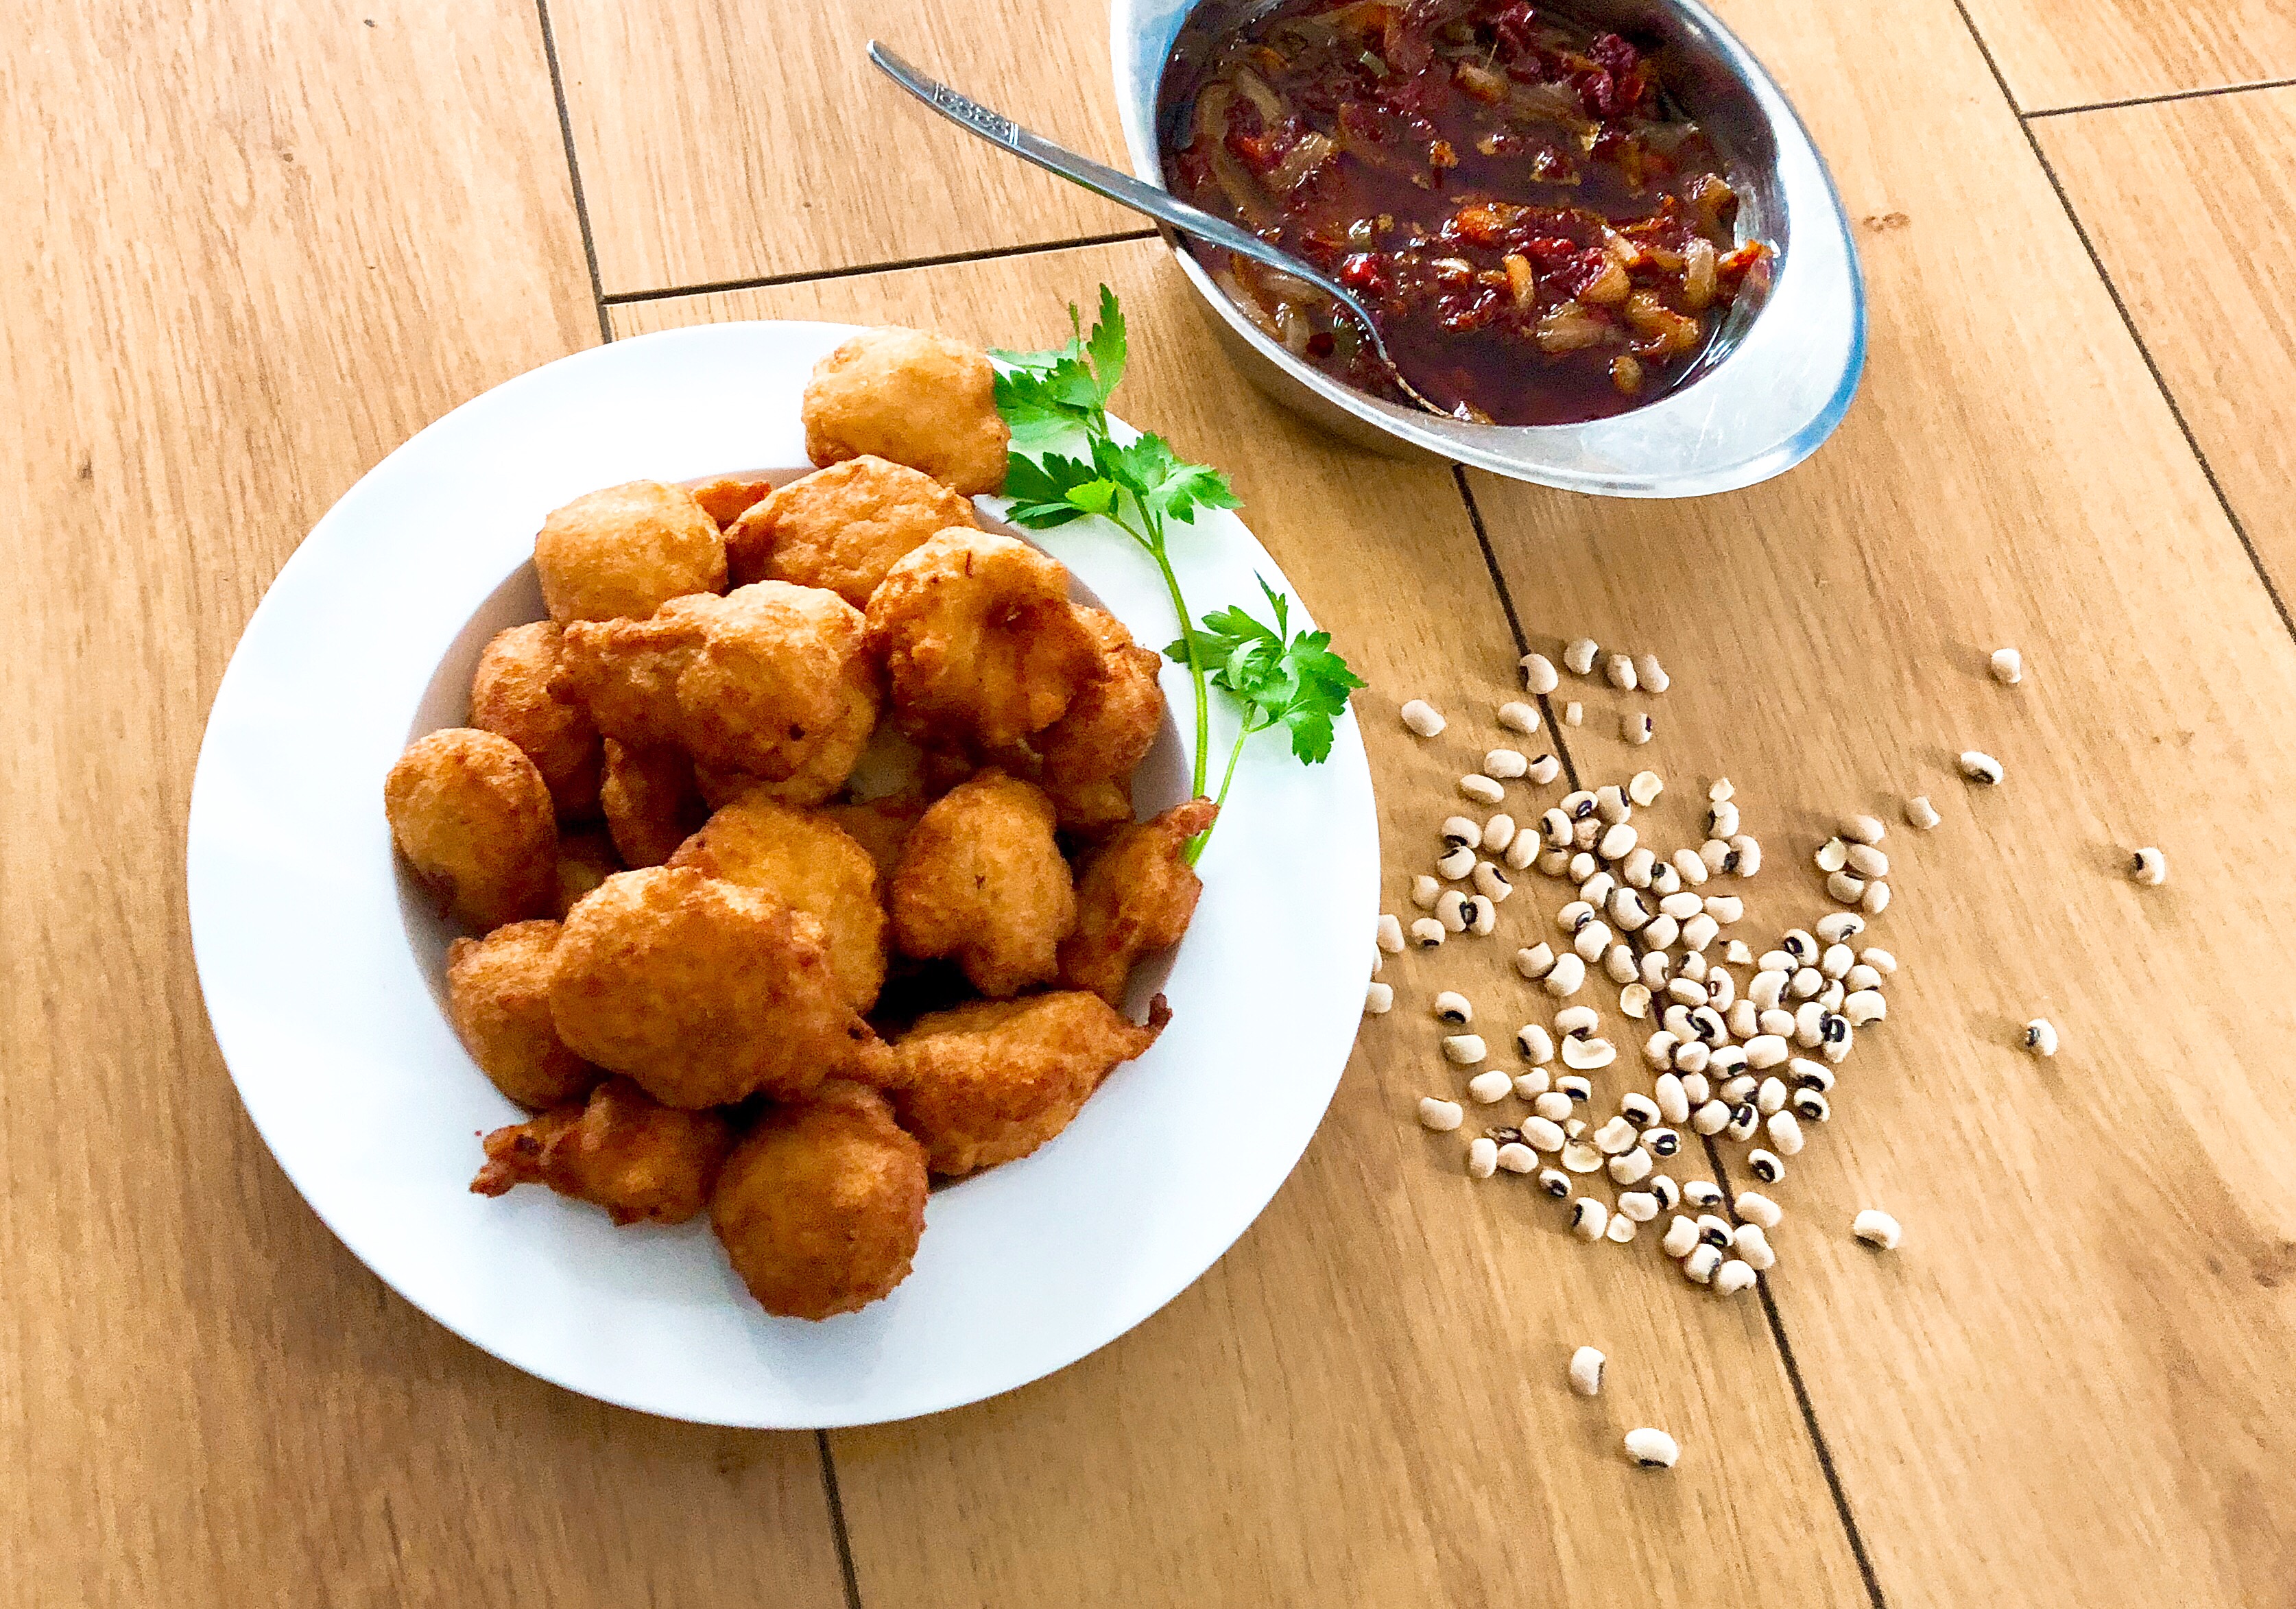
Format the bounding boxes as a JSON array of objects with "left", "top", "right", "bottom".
[{"left": 866, "top": 41, "right": 1452, "bottom": 418}]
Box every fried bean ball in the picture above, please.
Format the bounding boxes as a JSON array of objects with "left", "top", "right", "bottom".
[
  {"left": 548, "top": 866, "right": 876, "bottom": 1108},
  {"left": 1042, "top": 777, "right": 1136, "bottom": 842},
  {"left": 888, "top": 770, "right": 1076, "bottom": 998},
  {"left": 801, "top": 327, "right": 1009, "bottom": 497},
  {"left": 470, "top": 621, "right": 602, "bottom": 818},
  {"left": 668, "top": 794, "right": 887, "bottom": 1011},
  {"left": 885, "top": 992, "right": 1169, "bottom": 1176},
  {"left": 556, "top": 584, "right": 878, "bottom": 789},
  {"left": 385, "top": 728, "right": 557, "bottom": 929},
  {"left": 686, "top": 475, "right": 772, "bottom": 529},
  {"left": 446, "top": 920, "right": 601, "bottom": 1110},
  {"left": 599, "top": 740, "right": 705, "bottom": 868},
  {"left": 709, "top": 1080, "right": 928, "bottom": 1320},
  {"left": 865, "top": 528, "right": 1099, "bottom": 752},
  {"left": 1057, "top": 798, "right": 1217, "bottom": 1006},
  {"left": 553, "top": 825, "right": 621, "bottom": 918},
  {"left": 470, "top": 1076, "right": 733, "bottom": 1226},
  {"left": 532, "top": 479, "right": 727, "bottom": 625},
  {"left": 1036, "top": 607, "right": 1164, "bottom": 789},
  {"left": 724, "top": 455, "right": 979, "bottom": 606},
  {"left": 820, "top": 789, "right": 927, "bottom": 883}
]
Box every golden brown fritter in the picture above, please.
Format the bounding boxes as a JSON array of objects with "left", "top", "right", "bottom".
[
  {"left": 446, "top": 920, "right": 601, "bottom": 1109},
  {"left": 724, "top": 455, "right": 979, "bottom": 606},
  {"left": 553, "top": 825, "right": 621, "bottom": 918},
  {"left": 1036, "top": 607, "right": 1165, "bottom": 788},
  {"left": 668, "top": 794, "right": 887, "bottom": 1011},
  {"left": 548, "top": 866, "right": 877, "bottom": 1108},
  {"left": 686, "top": 475, "right": 772, "bottom": 529},
  {"left": 470, "top": 621, "right": 602, "bottom": 818},
  {"left": 710, "top": 1080, "right": 927, "bottom": 1320},
  {"left": 1057, "top": 798, "right": 1217, "bottom": 1006},
  {"left": 820, "top": 790, "right": 928, "bottom": 883},
  {"left": 470, "top": 1076, "right": 733, "bottom": 1226},
  {"left": 1042, "top": 776, "right": 1136, "bottom": 842},
  {"left": 864, "top": 528, "right": 1098, "bottom": 752},
  {"left": 599, "top": 740, "right": 705, "bottom": 869},
  {"left": 885, "top": 992, "right": 1170, "bottom": 1176},
  {"left": 801, "top": 328, "right": 1010, "bottom": 496},
  {"left": 555, "top": 583, "right": 879, "bottom": 790},
  {"left": 532, "top": 479, "right": 727, "bottom": 625},
  {"left": 385, "top": 728, "right": 558, "bottom": 930},
  {"left": 888, "top": 770, "right": 1076, "bottom": 998}
]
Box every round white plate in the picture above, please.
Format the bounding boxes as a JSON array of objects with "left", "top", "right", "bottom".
[{"left": 186, "top": 322, "right": 1378, "bottom": 1427}]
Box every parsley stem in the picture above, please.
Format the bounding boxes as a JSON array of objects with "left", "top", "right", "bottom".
[{"left": 1122, "top": 501, "right": 1210, "bottom": 804}]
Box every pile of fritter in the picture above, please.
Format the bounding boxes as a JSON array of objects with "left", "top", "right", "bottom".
[{"left": 384, "top": 327, "right": 1211, "bottom": 1320}]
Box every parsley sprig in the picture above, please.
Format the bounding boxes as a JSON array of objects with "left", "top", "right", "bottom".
[
  {"left": 1171, "top": 577, "right": 1367, "bottom": 815},
  {"left": 992, "top": 287, "right": 1360, "bottom": 860}
]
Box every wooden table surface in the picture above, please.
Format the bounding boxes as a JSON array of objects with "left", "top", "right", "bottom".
[{"left": 9, "top": 1, "right": 2294, "bottom": 1604}]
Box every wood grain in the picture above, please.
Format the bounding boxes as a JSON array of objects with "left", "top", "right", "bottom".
[
  {"left": 548, "top": 0, "right": 1139, "bottom": 294},
  {"left": 619, "top": 241, "right": 1876, "bottom": 1608},
  {"left": 2037, "top": 89, "right": 2296, "bottom": 599},
  {"left": 0, "top": 3, "right": 847, "bottom": 1604},
  {"left": 1469, "top": 1, "right": 2296, "bottom": 1606},
  {"left": 1955, "top": 0, "right": 2296, "bottom": 111}
]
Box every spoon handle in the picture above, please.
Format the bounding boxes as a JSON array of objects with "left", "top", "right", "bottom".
[{"left": 865, "top": 42, "right": 1372, "bottom": 324}]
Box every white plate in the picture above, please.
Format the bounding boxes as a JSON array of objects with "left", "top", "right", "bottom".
[{"left": 186, "top": 322, "right": 1379, "bottom": 1427}]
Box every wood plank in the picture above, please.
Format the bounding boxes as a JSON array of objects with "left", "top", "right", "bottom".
[
  {"left": 0, "top": 3, "right": 847, "bottom": 1604},
  {"left": 549, "top": 0, "right": 1138, "bottom": 294},
  {"left": 2037, "top": 89, "right": 2296, "bottom": 599},
  {"left": 618, "top": 242, "right": 1874, "bottom": 1608},
  {"left": 1957, "top": 0, "right": 2296, "bottom": 112},
  {"left": 1466, "top": 1, "right": 2296, "bottom": 1606}
]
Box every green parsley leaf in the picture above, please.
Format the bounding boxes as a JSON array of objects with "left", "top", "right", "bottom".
[{"left": 1167, "top": 580, "right": 1363, "bottom": 765}]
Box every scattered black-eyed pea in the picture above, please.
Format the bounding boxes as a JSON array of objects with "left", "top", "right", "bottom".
[
  {"left": 1682, "top": 1245, "right": 1721, "bottom": 1285},
  {"left": 1815, "top": 911, "right": 1865, "bottom": 945},
  {"left": 1819, "top": 942, "right": 1853, "bottom": 979},
  {"left": 1411, "top": 874, "right": 1441, "bottom": 910},
  {"left": 1861, "top": 881, "right": 1891, "bottom": 915},
  {"left": 1541, "top": 807, "right": 1573, "bottom": 848},
  {"left": 1734, "top": 1190, "right": 1782, "bottom": 1229},
  {"left": 1442, "top": 814, "right": 1483, "bottom": 850},
  {"left": 1666, "top": 977, "right": 1705, "bottom": 1008},
  {"left": 1483, "top": 812, "right": 1516, "bottom": 852},
  {"left": 1682, "top": 914, "right": 1719, "bottom": 953},
  {"left": 1860, "top": 946, "right": 1898, "bottom": 975},
  {"left": 1793, "top": 1089, "right": 1830, "bottom": 1122},
  {"left": 1754, "top": 1076, "right": 1788, "bottom": 1115},
  {"left": 1460, "top": 773, "right": 1505, "bottom": 804},
  {"left": 1621, "top": 711, "right": 1653, "bottom": 745},
  {"left": 1725, "top": 999, "right": 1758, "bottom": 1039},
  {"left": 1554, "top": 1005, "right": 1599, "bottom": 1037},
  {"left": 1605, "top": 652, "right": 1637, "bottom": 691},
  {"left": 1436, "top": 891, "right": 1469, "bottom": 933},
  {"left": 1905, "top": 794, "right": 1941, "bottom": 831},
  {"left": 1673, "top": 1041, "right": 1710, "bottom": 1075},
  {"left": 1634, "top": 652, "right": 1669, "bottom": 693},
  {"left": 1437, "top": 845, "right": 1476, "bottom": 880},
  {"left": 1727, "top": 1105, "right": 1761, "bottom": 1143},
  {"left": 1474, "top": 861, "right": 1513, "bottom": 903},
  {"left": 1649, "top": 860, "right": 1682, "bottom": 895},
  {"left": 1538, "top": 1167, "right": 1572, "bottom": 1198},
  {"left": 1497, "top": 700, "right": 1540, "bottom": 735},
  {"left": 1621, "top": 846, "right": 1656, "bottom": 887},
  {"left": 1624, "top": 1427, "right": 1680, "bottom": 1468},
  {"left": 1496, "top": 1142, "right": 1538, "bottom": 1173},
  {"left": 1988, "top": 647, "right": 2022, "bottom": 685},
  {"left": 1845, "top": 843, "right": 1888, "bottom": 879},
  {"left": 1418, "top": 1097, "right": 1463, "bottom": 1130},
  {"left": 1531, "top": 1094, "right": 1571, "bottom": 1123},
  {"left": 1640, "top": 950, "right": 1673, "bottom": 988},
  {"left": 1365, "top": 982, "right": 1394, "bottom": 1015},
  {"left": 1505, "top": 831, "right": 1540, "bottom": 872},
  {"left": 1724, "top": 939, "right": 1754, "bottom": 966},
  {"left": 1826, "top": 870, "right": 1866, "bottom": 905},
  {"left": 1766, "top": 1110, "right": 1805, "bottom": 1155},
  {"left": 1569, "top": 1197, "right": 1609, "bottom": 1239},
  {"left": 1627, "top": 769, "right": 1664, "bottom": 806},
  {"left": 1654, "top": 1073, "right": 1690, "bottom": 1124},
  {"left": 1400, "top": 698, "right": 1446, "bottom": 737},
  {"left": 1442, "top": 1034, "right": 1487, "bottom": 1065},
  {"left": 1563, "top": 638, "right": 1600, "bottom": 676},
  {"left": 1376, "top": 914, "right": 1404, "bottom": 953},
  {"left": 1728, "top": 834, "right": 1762, "bottom": 875},
  {"left": 1572, "top": 920, "right": 1612, "bottom": 962},
  {"left": 1845, "top": 962, "right": 1881, "bottom": 992},
  {"left": 1621, "top": 982, "right": 1654, "bottom": 1020},
  {"left": 1843, "top": 989, "right": 1886, "bottom": 1027},
  {"left": 1660, "top": 1215, "right": 1701, "bottom": 1258},
  {"left": 1604, "top": 1212, "right": 1639, "bottom": 1243},
  {"left": 1732, "top": 1224, "right": 1777, "bottom": 1271},
  {"left": 1959, "top": 750, "right": 2003, "bottom": 785},
  {"left": 1643, "top": 1029, "right": 1680, "bottom": 1069},
  {"left": 1562, "top": 1139, "right": 1603, "bottom": 1173},
  {"left": 1717, "top": 1074, "right": 1756, "bottom": 1105},
  {"left": 1712, "top": 1259, "right": 1757, "bottom": 1296},
  {"left": 1593, "top": 1115, "right": 1640, "bottom": 1155},
  {"left": 1517, "top": 1023, "right": 1555, "bottom": 1062},
  {"left": 1747, "top": 1148, "right": 1786, "bottom": 1184},
  {"left": 1529, "top": 753, "right": 1563, "bottom": 785},
  {"left": 1853, "top": 1208, "right": 1904, "bottom": 1250},
  {"left": 1514, "top": 1068, "right": 1551, "bottom": 1099},
  {"left": 1642, "top": 914, "right": 1681, "bottom": 950},
  {"left": 1704, "top": 894, "right": 1744, "bottom": 924},
  {"left": 1516, "top": 944, "right": 1555, "bottom": 981},
  {"left": 1485, "top": 748, "right": 1529, "bottom": 779},
  {"left": 1543, "top": 954, "right": 1588, "bottom": 998},
  {"left": 1569, "top": 1346, "right": 1606, "bottom": 1396},
  {"left": 1564, "top": 701, "right": 1583, "bottom": 726},
  {"left": 1556, "top": 1074, "right": 1593, "bottom": 1104},
  {"left": 1522, "top": 1115, "right": 1567, "bottom": 1150},
  {"left": 1466, "top": 1136, "right": 1499, "bottom": 1178},
  {"left": 1691, "top": 1099, "right": 1730, "bottom": 1136},
  {"left": 2023, "top": 1018, "right": 2059, "bottom": 1056},
  {"left": 1522, "top": 652, "right": 1559, "bottom": 694},
  {"left": 1463, "top": 895, "right": 1498, "bottom": 935},
  {"left": 1604, "top": 944, "right": 1639, "bottom": 985},
  {"left": 2129, "top": 846, "right": 2166, "bottom": 885},
  {"left": 1467, "top": 1070, "right": 1514, "bottom": 1104},
  {"left": 1815, "top": 837, "right": 1849, "bottom": 874}
]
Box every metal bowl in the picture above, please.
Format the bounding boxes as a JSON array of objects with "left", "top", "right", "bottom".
[{"left": 1110, "top": 0, "right": 1865, "bottom": 497}]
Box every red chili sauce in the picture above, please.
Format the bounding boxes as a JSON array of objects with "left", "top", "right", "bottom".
[{"left": 1158, "top": 0, "right": 1775, "bottom": 425}]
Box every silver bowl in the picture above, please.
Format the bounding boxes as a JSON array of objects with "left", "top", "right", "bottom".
[{"left": 1110, "top": 0, "right": 1865, "bottom": 497}]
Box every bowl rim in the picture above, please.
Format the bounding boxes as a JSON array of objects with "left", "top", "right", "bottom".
[{"left": 1109, "top": 0, "right": 1867, "bottom": 497}]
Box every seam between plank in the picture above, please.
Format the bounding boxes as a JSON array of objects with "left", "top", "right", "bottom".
[
  {"left": 2024, "top": 74, "right": 2296, "bottom": 119},
  {"left": 531, "top": 0, "right": 611, "bottom": 345},
  {"left": 599, "top": 230, "right": 1162, "bottom": 309},
  {"left": 1946, "top": 0, "right": 2296, "bottom": 646},
  {"left": 817, "top": 1431, "right": 865, "bottom": 1609}
]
